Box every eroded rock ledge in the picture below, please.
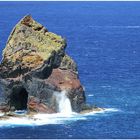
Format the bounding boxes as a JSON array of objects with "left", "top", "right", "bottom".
[{"left": 0, "top": 15, "right": 94, "bottom": 114}]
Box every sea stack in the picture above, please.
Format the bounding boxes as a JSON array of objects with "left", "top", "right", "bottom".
[{"left": 0, "top": 15, "right": 86, "bottom": 113}]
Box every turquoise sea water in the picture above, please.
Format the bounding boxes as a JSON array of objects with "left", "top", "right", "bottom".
[{"left": 0, "top": 2, "right": 140, "bottom": 139}]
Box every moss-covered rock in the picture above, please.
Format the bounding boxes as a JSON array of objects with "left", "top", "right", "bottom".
[
  {"left": 1, "top": 15, "right": 66, "bottom": 78},
  {"left": 60, "top": 54, "right": 77, "bottom": 72}
]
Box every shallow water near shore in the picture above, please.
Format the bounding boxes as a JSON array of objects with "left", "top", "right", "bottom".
[{"left": 0, "top": 1, "right": 140, "bottom": 139}]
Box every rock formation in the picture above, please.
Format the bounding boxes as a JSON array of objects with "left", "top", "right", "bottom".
[{"left": 0, "top": 15, "right": 86, "bottom": 113}]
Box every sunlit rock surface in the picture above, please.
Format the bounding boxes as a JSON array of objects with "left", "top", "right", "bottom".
[{"left": 0, "top": 15, "right": 86, "bottom": 113}]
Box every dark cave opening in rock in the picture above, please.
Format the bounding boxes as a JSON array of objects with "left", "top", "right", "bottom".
[{"left": 10, "top": 87, "right": 28, "bottom": 110}]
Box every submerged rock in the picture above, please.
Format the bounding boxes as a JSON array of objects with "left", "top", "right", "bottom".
[
  {"left": 0, "top": 15, "right": 86, "bottom": 113},
  {"left": 80, "top": 108, "right": 104, "bottom": 114}
]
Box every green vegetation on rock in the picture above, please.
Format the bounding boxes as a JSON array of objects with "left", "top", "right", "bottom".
[{"left": 2, "top": 15, "right": 66, "bottom": 76}]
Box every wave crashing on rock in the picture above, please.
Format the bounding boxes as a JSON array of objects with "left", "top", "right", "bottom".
[{"left": 0, "top": 15, "right": 89, "bottom": 114}]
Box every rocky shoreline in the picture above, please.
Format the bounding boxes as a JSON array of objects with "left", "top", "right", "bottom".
[{"left": 0, "top": 107, "right": 104, "bottom": 121}]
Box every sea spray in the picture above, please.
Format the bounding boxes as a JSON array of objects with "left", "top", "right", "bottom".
[
  {"left": 0, "top": 108, "right": 119, "bottom": 127},
  {"left": 55, "top": 90, "right": 73, "bottom": 114}
]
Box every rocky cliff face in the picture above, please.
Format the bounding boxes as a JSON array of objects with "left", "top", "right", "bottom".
[{"left": 0, "top": 15, "right": 86, "bottom": 113}]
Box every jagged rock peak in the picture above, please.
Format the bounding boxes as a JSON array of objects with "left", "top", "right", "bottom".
[
  {"left": 20, "top": 15, "right": 46, "bottom": 31},
  {"left": 1, "top": 15, "right": 67, "bottom": 78}
]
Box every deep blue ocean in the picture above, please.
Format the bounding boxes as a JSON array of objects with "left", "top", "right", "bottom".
[{"left": 0, "top": 2, "right": 140, "bottom": 139}]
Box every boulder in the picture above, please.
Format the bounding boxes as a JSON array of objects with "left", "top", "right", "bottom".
[{"left": 0, "top": 15, "right": 86, "bottom": 113}]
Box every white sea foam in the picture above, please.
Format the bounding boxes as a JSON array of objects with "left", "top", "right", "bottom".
[
  {"left": 88, "top": 94, "right": 94, "bottom": 97},
  {"left": 83, "top": 108, "right": 120, "bottom": 116},
  {"left": 0, "top": 108, "right": 120, "bottom": 127},
  {"left": 104, "top": 108, "right": 120, "bottom": 112},
  {"left": 0, "top": 113, "right": 4, "bottom": 117},
  {"left": 0, "top": 113, "right": 86, "bottom": 127}
]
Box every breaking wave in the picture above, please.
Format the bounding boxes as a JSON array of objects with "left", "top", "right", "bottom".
[
  {"left": 0, "top": 108, "right": 120, "bottom": 127},
  {"left": 88, "top": 94, "right": 94, "bottom": 97},
  {"left": 55, "top": 90, "right": 73, "bottom": 115}
]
